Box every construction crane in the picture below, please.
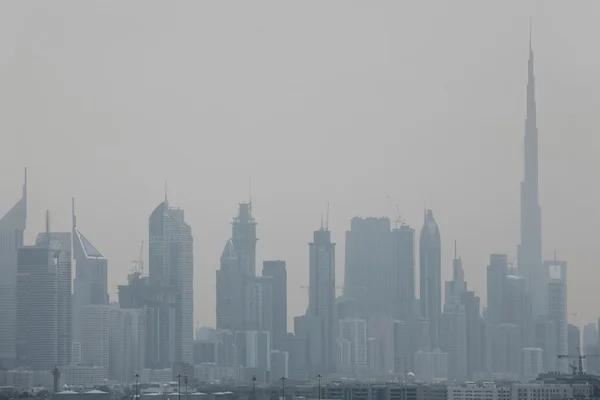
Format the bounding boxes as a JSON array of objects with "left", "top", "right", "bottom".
[
  {"left": 132, "top": 240, "right": 144, "bottom": 275},
  {"left": 558, "top": 346, "right": 600, "bottom": 375},
  {"left": 385, "top": 195, "right": 406, "bottom": 229}
]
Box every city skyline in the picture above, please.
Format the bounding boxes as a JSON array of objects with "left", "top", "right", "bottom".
[{"left": 1, "top": 2, "right": 599, "bottom": 332}]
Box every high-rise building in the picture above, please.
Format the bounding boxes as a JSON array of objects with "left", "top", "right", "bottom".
[
  {"left": 518, "top": 35, "right": 545, "bottom": 318},
  {"left": 216, "top": 240, "right": 245, "bottom": 331},
  {"left": 72, "top": 199, "right": 108, "bottom": 345},
  {"left": 0, "top": 170, "right": 27, "bottom": 368},
  {"left": 80, "top": 305, "right": 109, "bottom": 378},
  {"left": 338, "top": 318, "right": 367, "bottom": 366},
  {"left": 308, "top": 226, "right": 336, "bottom": 372},
  {"left": 392, "top": 225, "right": 416, "bottom": 322},
  {"left": 16, "top": 245, "right": 58, "bottom": 370},
  {"left": 36, "top": 231, "right": 72, "bottom": 368},
  {"left": 262, "top": 261, "right": 287, "bottom": 350},
  {"left": 546, "top": 260, "right": 568, "bottom": 373},
  {"left": 440, "top": 299, "right": 467, "bottom": 382},
  {"left": 583, "top": 323, "right": 598, "bottom": 350},
  {"left": 148, "top": 197, "right": 194, "bottom": 367},
  {"left": 419, "top": 209, "right": 441, "bottom": 349},
  {"left": 486, "top": 254, "right": 508, "bottom": 326},
  {"left": 344, "top": 217, "right": 392, "bottom": 318},
  {"left": 109, "top": 306, "right": 146, "bottom": 383},
  {"left": 504, "top": 274, "right": 533, "bottom": 350}
]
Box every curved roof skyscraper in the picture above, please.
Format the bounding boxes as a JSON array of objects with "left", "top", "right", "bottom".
[{"left": 419, "top": 209, "right": 441, "bottom": 349}]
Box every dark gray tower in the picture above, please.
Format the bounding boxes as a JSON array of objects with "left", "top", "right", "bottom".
[
  {"left": 518, "top": 33, "right": 544, "bottom": 317},
  {"left": 419, "top": 209, "right": 441, "bottom": 349},
  {"left": 262, "top": 260, "right": 287, "bottom": 350},
  {"left": 232, "top": 203, "right": 257, "bottom": 276}
]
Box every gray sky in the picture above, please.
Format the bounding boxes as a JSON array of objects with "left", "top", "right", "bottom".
[{"left": 0, "top": 1, "right": 598, "bottom": 330}]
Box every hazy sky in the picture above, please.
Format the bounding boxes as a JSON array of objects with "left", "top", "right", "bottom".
[{"left": 1, "top": 1, "right": 599, "bottom": 330}]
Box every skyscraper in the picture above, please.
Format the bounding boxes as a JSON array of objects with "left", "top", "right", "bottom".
[
  {"left": 392, "top": 225, "right": 416, "bottom": 322},
  {"left": 518, "top": 33, "right": 544, "bottom": 318},
  {"left": 262, "top": 260, "right": 288, "bottom": 350},
  {"left": 216, "top": 239, "right": 245, "bottom": 331},
  {"left": 16, "top": 244, "right": 58, "bottom": 370},
  {"left": 344, "top": 217, "right": 392, "bottom": 318},
  {"left": 546, "top": 259, "right": 568, "bottom": 373},
  {"left": 309, "top": 225, "right": 336, "bottom": 372},
  {"left": 36, "top": 231, "right": 72, "bottom": 368},
  {"left": 72, "top": 198, "right": 108, "bottom": 345},
  {"left": 148, "top": 197, "right": 193, "bottom": 367},
  {"left": 0, "top": 170, "right": 26, "bottom": 368},
  {"left": 486, "top": 254, "right": 508, "bottom": 326},
  {"left": 419, "top": 209, "right": 441, "bottom": 349}
]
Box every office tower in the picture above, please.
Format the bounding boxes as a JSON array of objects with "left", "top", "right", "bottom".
[
  {"left": 16, "top": 245, "right": 58, "bottom": 370},
  {"left": 486, "top": 254, "right": 508, "bottom": 326},
  {"left": 255, "top": 276, "right": 274, "bottom": 335},
  {"left": 521, "top": 347, "right": 544, "bottom": 381},
  {"left": 344, "top": 217, "right": 393, "bottom": 318},
  {"left": 308, "top": 226, "right": 336, "bottom": 372},
  {"left": 109, "top": 307, "right": 146, "bottom": 383},
  {"left": 338, "top": 318, "right": 367, "bottom": 366},
  {"left": 546, "top": 260, "right": 568, "bottom": 373},
  {"left": 262, "top": 261, "right": 287, "bottom": 350},
  {"left": 80, "top": 305, "right": 109, "bottom": 379},
  {"left": 419, "top": 209, "right": 441, "bottom": 349},
  {"left": 394, "top": 320, "right": 410, "bottom": 374},
  {"left": 492, "top": 323, "right": 520, "bottom": 378},
  {"left": 440, "top": 299, "right": 467, "bottom": 381},
  {"left": 367, "top": 316, "right": 395, "bottom": 373},
  {"left": 193, "top": 339, "right": 216, "bottom": 364},
  {"left": 568, "top": 324, "right": 581, "bottom": 359},
  {"left": 504, "top": 274, "right": 533, "bottom": 349},
  {"left": 36, "top": 231, "right": 72, "bottom": 367},
  {"left": 392, "top": 225, "right": 416, "bottom": 321},
  {"left": 216, "top": 240, "right": 245, "bottom": 331},
  {"left": 215, "top": 330, "right": 236, "bottom": 367},
  {"left": 148, "top": 197, "right": 194, "bottom": 366},
  {"left": 72, "top": 199, "right": 108, "bottom": 345},
  {"left": 583, "top": 323, "right": 598, "bottom": 350},
  {"left": 230, "top": 203, "right": 258, "bottom": 330},
  {"left": 0, "top": 170, "right": 26, "bottom": 368},
  {"left": 461, "top": 291, "right": 484, "bottom": 380},
  {"left": 518, "top": 35, "right": 545, "bottom": 318},
  {"left": 534, "top": 316, "right": 557, "bottom": 372}
]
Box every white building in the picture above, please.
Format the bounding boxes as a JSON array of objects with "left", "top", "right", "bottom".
[
  {"left": 447, "top": 382, "right": 501, "bottom": 400},
  {"left": 511, "top": 382, "right": 591, "bottom": 399}
]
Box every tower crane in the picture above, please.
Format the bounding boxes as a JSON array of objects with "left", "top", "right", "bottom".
[{"left": 558, "top": 346, "right": 600, "bottom": 375}]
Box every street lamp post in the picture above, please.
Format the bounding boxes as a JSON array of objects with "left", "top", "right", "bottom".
[
  {"left": 135, "top": 374, "right": 139, "bottom": 400},
  {"left": 251, "top": 375, "right": 256, "bottom": 398},
  {"left": 280, "top": 377, "right": 286, "bottom": 400},
  {"left": 177, "top": 374, "right": 181, "bottom": 400},
  {"left": 317, "top": 374, "right": 322, "bottom": 400}
]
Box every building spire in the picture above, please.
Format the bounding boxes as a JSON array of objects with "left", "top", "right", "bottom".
[
  {"left": 164, "top": 180, "right": 168, "bottom": 204},
  {"left": 72, "top": 197, "right": 76, "bottom": 229}
]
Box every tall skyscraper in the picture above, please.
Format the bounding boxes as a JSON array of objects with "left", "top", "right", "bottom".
[
  {"left": 486, "top": 254, "right": 508, "bottom": 326},
  {"left": 216, "top": 239, "right": 245, "bottom": 331},
  {"left": 36, "top": 231, "right": 72, "bottom": 368},
  {"left": 72, "top": 198, "right": 108, "bottom": 345},
  {"left": 262, "top": 260, "right": 287, "bottom": 350},
  {"left": 392, "top": 225, "right": 416, "bottom": 322},
  {"left": 344, "top": 217, "right": 392, "bottom": 318},
  {"left": 518, "top": 34, "right": 544, "bottom": 318},
  {"left": 309, "top": 225, "right": 336, "bottom": 372},
  {"left": 0, "top": 170, "right": 26, "bottom": 368},
  {"left": 148, "top": 197, "right": 193, "bottom": 367},
  {"left": 546, "top": 259, "right": 568, "bottom": 373},
  {"left": 419, "top": 209, "right": 441, "bottom": 349},
  {"left": 16, "top": 245, "right": 58, "bottom": 370}
]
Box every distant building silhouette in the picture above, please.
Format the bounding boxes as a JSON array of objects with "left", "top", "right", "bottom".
[
  {"left": 262, "top": 260, "right": 287, "bottom": 350},
  {"left": 419, "top": 209, "right": 441, "bottom": 349}
]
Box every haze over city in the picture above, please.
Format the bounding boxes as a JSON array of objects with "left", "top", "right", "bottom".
[{"left": 1, "top": 0, "right": 599, "bottom": 357}]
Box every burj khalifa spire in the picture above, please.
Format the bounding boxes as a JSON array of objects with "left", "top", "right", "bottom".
[{"left": 518, "top": 28, "right": 544, "bottom": 317}]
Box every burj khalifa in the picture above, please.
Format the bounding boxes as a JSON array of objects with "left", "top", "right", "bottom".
[{"left": 518, "top": 34, "right": 545, "bottom": 318}]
